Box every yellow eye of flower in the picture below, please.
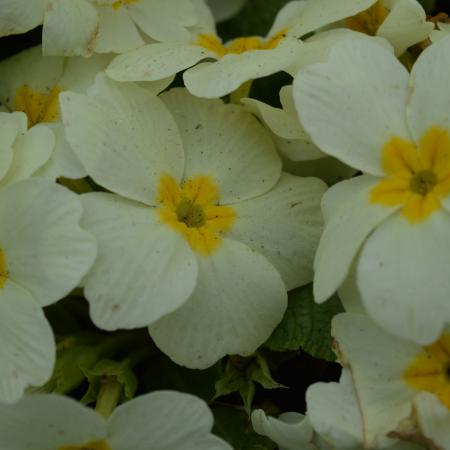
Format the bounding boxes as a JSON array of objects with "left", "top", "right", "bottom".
[
  {"left": 14, "top": 85, "right": 62, "bottom": 128},
  {"left": 59, "top": 440, "right": 112, "bottom": 450},
  {"left": 346, "top": 0, "right": 389, "bottom": 36},
  {"left": 0, "top": 249, "right": 8, "bottom": 289},
  {"left": 370, "top": 127, "right": 450, "bottom": 223},
  {"left": 156, "top": 174, "right": 235, "bottom": 256},
  {"left": 112, "top": 0, "right": 139, "bottom": 10},
  {"left": 404, "top": 333, "right": 450, "bottom": 409},
  {"left": 195, "top": 29, "right": 288, "bottom": 57}
]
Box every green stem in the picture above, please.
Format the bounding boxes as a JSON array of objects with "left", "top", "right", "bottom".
[
  {"left": 229, "top": 80, "right": 253, "bottom": 104},
  {"left": 96, "top": 377, "right": 122, "bottom": 418}
]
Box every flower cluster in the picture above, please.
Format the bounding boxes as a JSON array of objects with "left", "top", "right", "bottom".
[{"left": 0, "top": 0, "right": 448, "bottom": 448}]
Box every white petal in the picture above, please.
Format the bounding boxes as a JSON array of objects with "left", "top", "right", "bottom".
[
  {"left": 251, "top": 410, "right": 316, "bottom": 450},
  {"left": 357, "top": 210, "right": 450, "bottom": 344},
  {"left": 269, "top": 0, "right": 377, "bottom": 37},
  {"left": 0, "top": 0, "right": 46, "bottom": 36},
  {"left": 294, "top": 39, "right": 410, "bottom": 176},
  {"left": 161, "top": 88, "right": 282, "bottom": 203},
  {"left": 0, "top": 281, "right": 54, "bottom": 404},
  {"left": 107, "top": 43, "right": 214, "bottom": 82},
  {"left": 109, "top": 391, "right": 231, "bottom": 450},
  {"left": 0, "top": 179, "right": 97, "bottom": 306},
  {"left": 42, "top": 0, "right": 99, "bottom": 57},
  {"left": 407, "top": 35, "right": 450, "bottom": 143},
  {"left": 230, "top": 173, "right": 326, "bottom": 290},
  {"left": 306, "top": 369, "right": 364, "bottom": 447},
  {"left": 0, "top": 45, "right": 64, "bottom": 109},
  {"left": 60, "top": 74, "right": 184, "bottom": 204},
  {"left": 207, "top": 0, "right": 246, "bottom": 23},
  {"left": 184, "top": 37, "right": 302, "bottom": 98},
  {"left": 377, "top": 0, "right": 433, "bottom": 56},
  {"left": 95, "top": 7, "right": 144, "bottom": 54},
  {"left": 149, "top": 238, "right": 287, "bottom": 369},
  {"left": 313, "top": 176, "right": 395, "bottom": 303},
  {"left": 1, "top": 124, "right": 54, "bottom": 185},
  {"left": 0, "top": 394, "right": 107, "bottom": 447},
  {"left": 82, "top": 193, "right": 198, "bottom": 330},
  {"left": 414, "top": 392, "right": 450, "bottom": 450},
  {"left": 332, "top": 313, "right": 419, "bottom": 448},
  {"left": 0, "top": 112, "right": 22, "bottom": 180}
]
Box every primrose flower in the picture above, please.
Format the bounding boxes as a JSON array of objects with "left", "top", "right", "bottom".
[
  {"left": 332, "top": 313, "right": 450, "bottom": 448},
  {"left": 294, "top": 36, "right": 450, "bottom": 345},
  {"left": 0, "top": 46, "right": 111, "bottom": 179},
  {"left": 60, "top": 75, "right": 326, "bottom": 369},
  {"left": 0, "top": 179, "right": 96, "bottom": 403},
  {"left": 0, "top": 0, "right": 198, "bottom": 56},
  {"left": 345, "top": 0, "right": 433, "bottom": 55},
  {"left": 0, "top": 391, "right": 231, "bottom": 449},
  {"left": 252, "top": 369, "right": 422, "bottom": 449},
  {"left": 0, "top": 111, "right": 54, "bottom": 186},
  {"left": 106, "top": 0, "right": 377, "bottom": 98}
]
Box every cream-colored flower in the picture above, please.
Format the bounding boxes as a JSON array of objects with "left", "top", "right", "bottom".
[
  {"left": 60, "top": 76, "right": 326, "bottom": 368},
  {"left": 106, "top": 0, "right": 377, "bottom": 98}
]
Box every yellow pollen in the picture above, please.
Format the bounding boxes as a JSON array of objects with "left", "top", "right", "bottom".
[
  {"left": 14, "top": 85, "right": 62, "bottom": 128},
  {"left": 0, "top": 249, "right": 7, "bottom": 289},
  {"left": 58, "top": 440, "right": 112, "bottom": 450},
  {"left": 370, "top": 127, "right": 450, "bottom": 224},
  {"left": 346, "top": 0, "right": 389, "bottom": 36},
  {"left": 112, "top": 0, "right": 139, "bottom": 10},
  {"left": 195, "top": 28, "right": 288, "bottom": 57},
  {"left": 156, "top": 174, "right": 235, "bottom": 256},
  {"left": 404, "top": 333, "right": 450, "bottom": 409}
]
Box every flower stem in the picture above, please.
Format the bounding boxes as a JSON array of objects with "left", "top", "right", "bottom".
[{"left": 96, "top": 377, "right": 122, "bottom": 418}]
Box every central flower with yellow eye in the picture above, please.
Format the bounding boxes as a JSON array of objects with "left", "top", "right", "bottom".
[
  {"left": 370, "top": 127, "right": 450, "bottom": 223},
  {"left": 195, "top": 29, "right": 288, "bottom": 58},
  {"left": 156, "top": 174, "right": 236, "bottom": 256},
  {"left": 0, "top": 249, "right": 7, "bottom": 289},
  {"left": 346, "top": 0, "right": 389, "bottom": 36},
  {"left": 14, "top": 85, "right": 62, "bottom": 128},
  {"left": 404, "top": 333, "right": 450, "bottom": 409},
  {"left": 59, "top": 440, "right": 112, "bottom": 450}
]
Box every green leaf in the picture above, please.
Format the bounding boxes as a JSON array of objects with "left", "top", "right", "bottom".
[
  {"left": 213, "top": 405, "right": 276, "bottom": 450},
  {"left": 265, "top": 284, "right": 343, "bottom": 361},
  {"left": 214, "top": 353, "right": 283, "bottom": 414},
  {"left": 81, "top": 359, "right": 138, "bottom": 405}
]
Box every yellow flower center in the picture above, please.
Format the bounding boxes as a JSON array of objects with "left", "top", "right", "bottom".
[
  {"left": 58, "top": 440, "right": 112, "bottom": 450},
  {"left": 404, "top": 333, "right": 450, "bottom": 409},
  {"left": 195, "top": 29, "right": 288, "bottom": 58},
  {"left": 0, "top": 249, "right": 8, "bottom": 289},
  {"left": 14, "top": 85, "right": 62, "bottom": 128},
  {"left": 156, "top": 174, "right": 235, "bottom": 256},
  {"left": 112, "top": 0, "right": 139, "bottom": 10},
  {"left": 370, "top": 127, "right": 450, "bottom": 223},
  {"left": 346, "top": 0, "right": 389, "bottom": 36}
]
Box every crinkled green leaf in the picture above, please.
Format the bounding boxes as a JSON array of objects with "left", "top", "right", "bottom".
[
  {"left": 213, "top": 405, "right": 276, "bottom": 450},
  {"left": 265, "top": 284, "right": 343, "bottom": 361}
]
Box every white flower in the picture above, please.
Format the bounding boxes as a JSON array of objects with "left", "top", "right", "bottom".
[
  {"left": 106, "top": 0, "right": 377, "bottom": 98},
  {"left": 0, "top": 45, "right": 111, "bottom": 179},
  {"left": 0, "top": 111, "right": 54, "bottom": 186},
  {"left": 332, "top": 313, "right": 450, "bottom": 449},
  {"left": 430, "top": 21, "right": 450, "bottom": 43},
  {"left": 0, "top": 391, "right": 232, "bottom": 449},
  {"left": 294, "top": 35, "right": 450, "bottom": 345},
  {"left": 0, "top": 179, "right": 96, "bottom": 403},
  {"left": 0, "top": 0, "right": 198, "bottom": 56},
  {"left": 344, "top": 0, "right": 433, "bottom": 55},
  {"left": 59, "top": 75, "right": 326, "bottom": 368},
  {"left": 206, "top": 0, "right": 247, "bottom": 23}
]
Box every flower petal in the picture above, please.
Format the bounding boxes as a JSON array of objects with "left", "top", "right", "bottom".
[
  {"left": 229, "top": 173, "right": 326, "bottom": 290},
  {"left": 149, "top": 238, "right": 287, "bottom": 368},
  {"left": 82, "top": 193, "right": 198, "bottom": 330},
  {"left": 0, "top": 281, "right": 54, "bottom": 404},
  {"left": 294, "top": 39, "right": 410, "bottom": 176},
  {"left": 60, "top": 74, "right": 184, "bottom": 205},
  {"left": 357, "top": 210, "right": 450, "bottom": 344},
  {"left": 1, "top": 179, "right": 97, "bottom": 306},
  {"left": 0, "top": 0, "right": 46, "bottom": 36},
  {"left": 161, "top": 88, "right": 282, "bottom": 203}
]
